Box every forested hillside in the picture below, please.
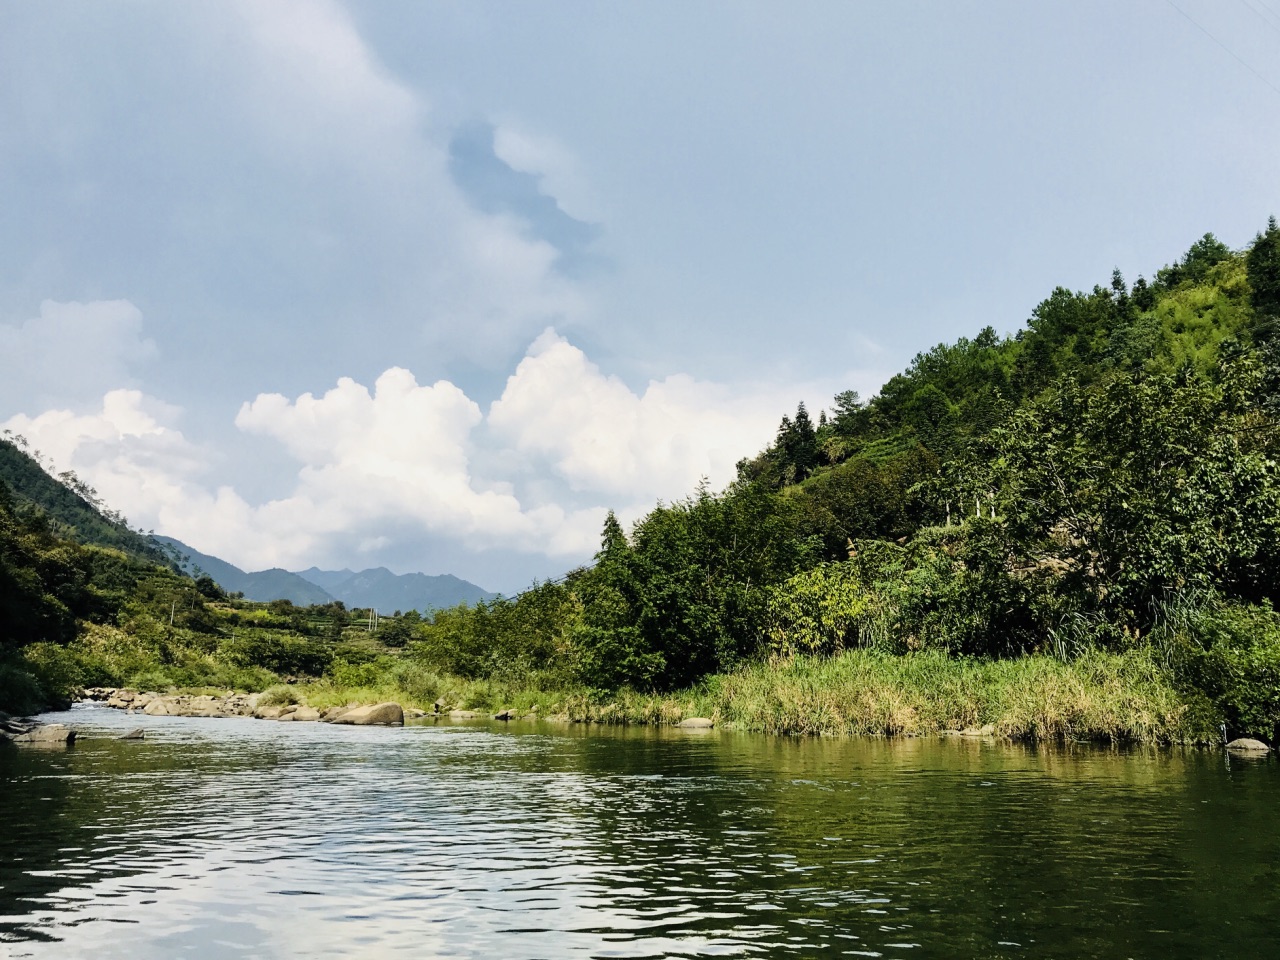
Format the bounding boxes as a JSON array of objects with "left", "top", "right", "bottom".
[
  {"left": 4, "top": 219, "right": 1280, "bottom": 741},
  {"left": 0, "top": 436, "right": 174, "bottom": 568},
  {"left": 397, "top": 218, "right": 1280, "bottom": 736}
]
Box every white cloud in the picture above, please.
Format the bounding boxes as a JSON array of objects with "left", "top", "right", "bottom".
[
  {"left": 2, "top": 388, "right": 214, "bottom": 535},
  {"left": 488, "top": 330, "right": 785, "bottom": 503},
  {"left": 0, "top": 300, "right": 157, "bottom": 418},
  {"left": 220, "top": 0, "right": 588, "bottom": 352},
  {"left": 2, "top": 332, "right": 822, "bottom": 579}
]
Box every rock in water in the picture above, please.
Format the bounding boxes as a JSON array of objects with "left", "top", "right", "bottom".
[
  {"left": 118, "top": 728, "right": 146, "bottom": 740},
  {"left": 677, "top": 717, "right": 714, "bottom": 728},
  {"left": 331, "top": 702, "right": 404, "bottom": 726},
  {"left": 1226, "top": 738, "right": 1270, "bottom": 753},
  {"left": 10, "top": 723, "right": 76, "bottom": 746}
]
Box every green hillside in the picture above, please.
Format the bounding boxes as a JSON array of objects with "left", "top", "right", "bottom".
[
  {"left": 391, "top": 217, "right": 1280, "bottom": 739},
  {"left": 0, "top": 436, "right": 174, "bottom": 568}
]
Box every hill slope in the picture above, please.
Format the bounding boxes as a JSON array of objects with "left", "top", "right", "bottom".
[{"left": 0, "top": 437, "right": 174, "bottom": 567}]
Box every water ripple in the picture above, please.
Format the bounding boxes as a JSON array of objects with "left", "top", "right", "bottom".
[{"left": 0, "top": 704, "right": 1276, "bottom": 958}]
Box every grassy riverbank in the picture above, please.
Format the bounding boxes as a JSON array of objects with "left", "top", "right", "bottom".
[
  {"left": 561, "top": 649, "right": 1215, "bottom": 742},
  {"left": 52, "top": 644, "right": 1216, "bottom": 744}
]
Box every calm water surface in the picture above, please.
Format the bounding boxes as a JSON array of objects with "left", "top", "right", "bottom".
[{"left": 1, "top": 704, "right": 1276, "bottom": 959}]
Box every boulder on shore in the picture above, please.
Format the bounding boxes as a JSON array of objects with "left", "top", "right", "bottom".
[
  {"left": 331, "top": 702, "right": 404, "bottom": 726},
  {"left": 448, "top": 709, "right": 478, "bottom": 719},
  {"left": 1226, "top": 737, "right": 1270, "bottom": 753}
]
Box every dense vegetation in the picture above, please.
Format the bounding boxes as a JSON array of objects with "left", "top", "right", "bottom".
[{"left": 4, "top": 218, "right": 1280, "bottom": 743}]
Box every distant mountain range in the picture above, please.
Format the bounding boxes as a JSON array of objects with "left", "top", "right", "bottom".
[{"left": 153, "top": 536, "right": 497, "bottom": 612}]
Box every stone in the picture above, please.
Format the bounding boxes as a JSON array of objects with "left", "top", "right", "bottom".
[
  {"left": 143, "top": 698, "right": 174, "bottom": 716},
  {"left": 11, "top": 723, "right": 76, "bottom": 746},
  {"left": 677, "top": 717, "right": 714, "bottom": 728},
  {"left": 494, "top": 709, "right": 515, "bottom": 721},
  {"left": 118, "top": 728, "right": 146, "bottom": 740},
  {"left": 1226, "top": 737, "right": 1270, "bottom": 753},
  {"left": 448, "top": 710, "right": 478, "bottom": 719},
  {"left": 404, "top": 708, "right": 427, "bottom": 719},
  {"left": 291, "top": 707, "right": 321, "bottom": 722},
  {"left": 0, "top": 713, "right": 36, "bottom": 738},
  {"left": 332, "top": 702, "right": 404, "bottom": 726},
  {"left": 254, "top": 705, "right": 286, "bottom": 720}
]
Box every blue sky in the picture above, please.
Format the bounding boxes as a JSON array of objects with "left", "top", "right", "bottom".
[{"left": 2, "top": 0, "right": 1278, "bottom": 593}]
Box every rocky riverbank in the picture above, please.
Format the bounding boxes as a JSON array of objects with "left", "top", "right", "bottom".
[
  {"left": 78, "top": 687, "right": 717, "bottom": 730},
  {"left": 80, "top": 687, "right": 413, "bottom": 725}
]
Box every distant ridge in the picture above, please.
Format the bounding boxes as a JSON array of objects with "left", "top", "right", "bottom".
[
  {"left": 294, "top": 566, "right": 498, "bottom": 613},
  {"left": 152, "top": 536, "right": 333, "bottom": 605},
  {"left": 153, "top": 535, "right": 497, "bottom": 612}
]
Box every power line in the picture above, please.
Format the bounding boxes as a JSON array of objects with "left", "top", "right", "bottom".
[
  {"left": 1165, "top": 0, "right": 1280, "bottom": 98},
  {"left": 1237, "top": 0, "right": 1280, "bottom": 38}
]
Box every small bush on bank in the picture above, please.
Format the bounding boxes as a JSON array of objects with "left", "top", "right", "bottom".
[
  {"left": 257, "top": 685, "right": 301, "bottom": 707},
  {"left": 0, "top": 659, "right": 49, "bottom": 714}
]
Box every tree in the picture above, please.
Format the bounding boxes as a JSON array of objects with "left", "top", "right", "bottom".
[
  {"left": 979, "top": 358, "right": 1280, "bottom": 627},
  {"left": 1247, "top": 216, "right": 1280, "bottom": 332},
  {"left": 194, "top": 575, "right": 225, "bottom": 600},
  {"left": 572, "top": 511, "right": 657, "bottom": 689},
  {"left": 790, "top": 403, "right": 818, "bottom": 480},
  {"left": 830, "top": 390, "right": 863, "bottom": 434}
]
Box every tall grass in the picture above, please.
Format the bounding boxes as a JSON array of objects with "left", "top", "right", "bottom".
[{"left": 566, "top": 649, "right": 1212, "bottom": 743}]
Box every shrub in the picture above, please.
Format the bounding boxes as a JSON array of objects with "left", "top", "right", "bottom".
[
  {"left": 257, "top": 685, "right": 301, "bottom": 707},
  {"left": 1174, "top": 602, "right": 1280, "bottom": 738}
]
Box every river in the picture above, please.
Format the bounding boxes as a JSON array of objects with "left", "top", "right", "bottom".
[{"left": 1, "top": 703, "right": 1275, "bottom": 958}]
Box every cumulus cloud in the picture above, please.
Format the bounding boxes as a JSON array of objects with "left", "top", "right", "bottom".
[
  {"left": 3, "top": 331, "right": 819, "bottom": 582},
  {"left": 1, "top": 389, "right": 217, "bottom": 538},
  {"left": 0, "top": 1, "right": 591, "bottom": 386},
  {"left": 221, "top": 0, "right": 589, "bottom": 351},
  {"left": 231, "top": 366, "right": 599, "bottom": 554},
  {"left": 489, "top": 330, "right": 785, "bottom": 502},
  {"left": 0, "top": 300, "right": 157, "bottom": 417}
]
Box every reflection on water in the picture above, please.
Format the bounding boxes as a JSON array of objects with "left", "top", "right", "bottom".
[{"left": 1, "top": 704, "right": 1275, "bottom": 959}]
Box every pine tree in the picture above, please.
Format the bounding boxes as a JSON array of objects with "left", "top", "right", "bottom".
[{"left": 1247, "top": 216, "right": 1280, "bottom": 333}]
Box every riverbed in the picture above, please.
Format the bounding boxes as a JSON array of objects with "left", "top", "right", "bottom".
[{"left": 1, "top": 703, "right": 1275, "bottom": 958}]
